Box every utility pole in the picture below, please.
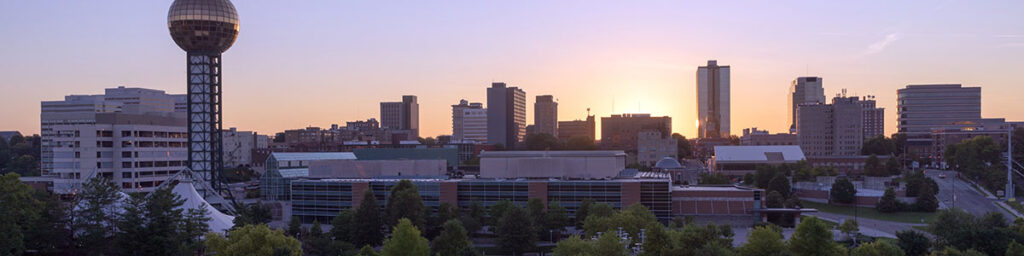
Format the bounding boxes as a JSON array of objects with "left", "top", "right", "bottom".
[{"left": 1008, "top": 129, "right": 1015, "bottom": 202}]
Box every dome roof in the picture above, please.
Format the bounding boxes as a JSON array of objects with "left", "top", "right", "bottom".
[
  {"left": 167, "top": 0, "right": 239, "bottom": 53},
  {"left": 654, "top": 157, "right": 683, "bottom": 169}
]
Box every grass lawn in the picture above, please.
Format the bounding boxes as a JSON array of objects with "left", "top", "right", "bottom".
[{"left": 801, "top": 200, "right": 938, "bottom": 224}]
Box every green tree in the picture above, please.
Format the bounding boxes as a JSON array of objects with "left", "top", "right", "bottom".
[
  {"left": 489, "top": 200, "right": 514, "bottom": 226},
  {"left": 895, "top": 230, "right": 930, "bottom": 256},
  {"left": 386, "top": 180, "right": 426, "bottom": 228},
  {"left": 766, "top": 191, "right": 785, "bottom": 208},
  {"left": 864, "top": 154, "right": 886, "bottom": 176},
  {"left": 331, "top": 209, "right": 355, "bottom": 243},
  {"left": 136, "top": 187, "right": 210, "bottom": 255},
  {"left": 357, "top": 245, "right": 380, "bottom": 256},
  {"left": 767, "top": 173, "right": 791, "bottom": 198},
  {"left": 739, "top": 225, "right": 787, "bottom": 256},
  {"left": 287, "top": 216, "right": 302, "bottom": 237},
  {"left": 929, "top": 209, "right": 1012, "bottom": 256},
  {"left": 234, "top": 202, "right": 273, "bottom": 227},
  {"left": 830, "top": 177, "right": 857, "bottom": 204},
  {"left": 586, "top": 203, "right": 616, "bottom": 219},
  {"left": 565, "top": 136, "right": 597, "bottom": 150},
  {"left": 353, "top": 191, "right": 385, "bottom": 247},
  {"left": 382, "top": 218, "right": 430, "bottom": 256},
  {"left": 673, "top": 133, "right": 694, "bottom": 158},
  {"left": 945, "top": 136, "right": 1005, "bottom": 193},
  {"left": 552, "top": 235, "right": 593, "bottom": 256},
  {"left": 642, "top": 222, "right": 673, "bottom": 255},
  {"left": 496, "top": 205, "right": 536, "bottom": 255},
  {"left": 862, "top": 136, "right": 897, "bottom": 156},
  {"left": 1007, "top": 241, "right": 1024, "bottom": 256},
  {"left": 876, "top": 188, "right": 902, "bottom": 213},
  {"left": 838, "top": 219, "right": 859, "bottom": 240},
  {"left": 930, "top": 247, "right": 986, "bottom": 256},
  {"left": 74, "top": 177, "right": 122, "bottom": 255},
  {"left": 460, "top": 201, "right": 485, "bottom": 236},
  {"left": 7, "top": 155, "right": 38, "bottom": 176},
  {"left": 206, "top": 224, "right": 302, "bottom": 256},
  {"left": 527, "top": 198, "right": 547, "bottom": 240},
  {"left": 545, "top": 201, "right": 570, "bottom": 240},
  {"left": 525, "top": 133, "right": 562, "bottom": 150},
  {"left": 0, "top": 173, "right": 43, "bottom": 255},
  {"left": 789, "top": 217, "right": 846, "bottom": 256},
  {"left": 431, "top": 219, "right": 474, "bottom": 256},
  {"left": 851, "top": 240, "right": 904, "bottom": 256},
  {"left": 593, "top": 231, "right": 629, "bottom": 256},
  {"left": 582, "top": 204, "right": 659, "bottom": 244},
  {"left": 575, "top": 199, "right": 595, "bottom": 228},
  {"left": 914, "top": 185, "right": 938, "bottom": 212},
  {"left": 885, "top": 156, "right": 902, "bottom": 176}
]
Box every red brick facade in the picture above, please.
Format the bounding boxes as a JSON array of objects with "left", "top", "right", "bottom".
[
  {"left": 351, "top": 182, "right": 369, "bottom": 206},
  {"left": 439, "top": 181, "right": 459, "bottom": 206},
  {"left": 620, "top": 182, "right": 641, "bottom": 208},
  {"left": 528, "top": 182, "right": 549, "bottom": 206}
]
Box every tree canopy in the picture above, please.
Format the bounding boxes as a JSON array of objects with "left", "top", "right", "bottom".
[
  {"left": 382, "top": 218, "right": 430, "bottom": 256},
  {"left": 788, "top": 217, "right": 847, "bottom": 256},
  {"left": 830, "top": 177, "right": 857, "bottom": 204},
  {"left": 206, "top": 224, "right": 302, "bottom": 256}
]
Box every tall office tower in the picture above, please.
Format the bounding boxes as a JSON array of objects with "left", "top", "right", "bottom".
[
  {"left": 796, "top": 96, "right": 864, "bottom": 156},
  {"left": 789, "top": 77, "right": 826, "bottom": 133},
  {"left": 41, "top": 87, "right": 188, "bottom": 193},
  {"left": 168, "top": 0, "right": 240, "bottom": 190},
  {"left": 858, "top": 96, "right": 885, "bottom": 139},
  {"left": 487, "top": 82, "right": 527, "bottom": 147},
  {"left": 379, "top": 95, "right": 420, "bottom": 138},
  {"left": 601, "top": 114, "right": 672, "bottom": 151},
  {"left": 534, "top": 95, "right": 558, "bottom": 137},
  {"left": 452, "top": 99, "right": 485, "bottom": 142},
  {"left": 558, "top": 115, "right": 596, "bottom": 142},
  {"left": 696, "top": 60, "right": 731, "bottom": 138},
  {"left": 897, "top": 84, "right": 981, "bottom": 156}
]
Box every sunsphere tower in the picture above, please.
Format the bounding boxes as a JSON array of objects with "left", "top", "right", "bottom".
[{"left": 168, "top": 0, "right": 239, "bottom": 191}]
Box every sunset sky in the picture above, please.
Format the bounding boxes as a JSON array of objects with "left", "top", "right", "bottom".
[{"left": 1, "top": 1, "right": 1022, "bottom": 139}]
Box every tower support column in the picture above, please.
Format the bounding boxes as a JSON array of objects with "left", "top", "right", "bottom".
[{"left": 186, "top": 52, "right": 224, "bottom": 191}]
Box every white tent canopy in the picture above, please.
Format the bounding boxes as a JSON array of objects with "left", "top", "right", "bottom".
[{"left": 171, "top": 180, "right": 235, "bottom": 234}]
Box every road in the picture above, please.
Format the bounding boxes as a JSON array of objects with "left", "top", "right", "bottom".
[{"left": 924, "top": 169, "right": 1016, "bottom": 221}]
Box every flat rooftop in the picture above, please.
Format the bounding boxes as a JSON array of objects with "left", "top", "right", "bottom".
[
  {"left": 672, "top": 185, "right": 761, "bottom": 192},
  {"left": 480, "top": 150, "right": 626, "bottom": 158}
]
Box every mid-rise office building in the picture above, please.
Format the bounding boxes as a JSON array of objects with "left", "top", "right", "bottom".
[
  {"left": 797, "top": 96, "right": 864, "bottom": 156},
  {"left": 601, "top": 114, "right": 672, "bottom": 151},
  {"left": 740, "top": 128, "right": 797, "bottom": 146},
  {"left": 287, "top": 150, "right": 766, "bottom": 223},
  {"left": 486, "top": 82, "right": 527, "bottom": 147},
  {"left": 380, "top": 95, "right": 419, "bottom": 137},
  {"left": 897, "top": 84, "right": 981, "bottom": 156},
  {"left": 697, "top": 60, "right": 730, "bottom": 138},
  {"left": 789, "top": 77, "right": 826, "bottom": 133},
  {"left": 48, "top": 113, "right": 188, "bottom": 193},
  {"left": 222, "top": 128, "right": 269, "bottom": 168},
  {"left": 558, "top": 115, "right": 596, "bottom": 142},
  {"left": 40, "top": 87, "right": 187, "bottom": 193},
  {"left": 534, "top": 95, "right": 558, "bottom": 137},
  {"left": 451, "top": 100, "right": 486, "bottom": 143},
  {"left": 637, "top": 130, "right": 678, "bottom": 166}
]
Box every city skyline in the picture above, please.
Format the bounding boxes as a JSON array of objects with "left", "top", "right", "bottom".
[{"left": 3, "top": 1, "right": 1024, "bottom": 138}]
